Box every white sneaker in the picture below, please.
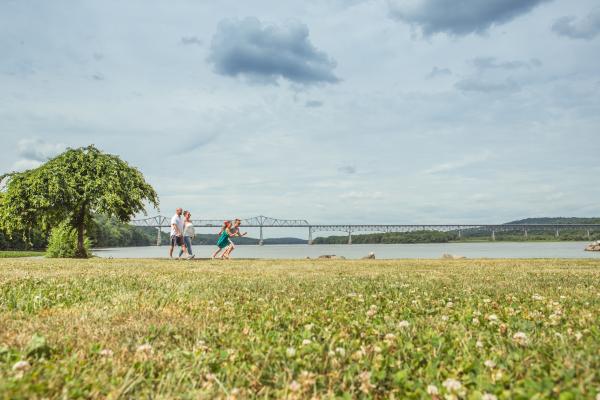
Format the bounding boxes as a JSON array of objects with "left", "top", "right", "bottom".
[{"left": 188, "top": 254, "right": 195, "bottom": 259}]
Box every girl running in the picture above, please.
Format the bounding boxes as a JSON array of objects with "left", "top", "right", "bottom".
[
  {"left": 223, "top": 218, "right": 247, "bottom": 259},
  {"left": 212, "top": 220, "right": 233, "bottom": 259}
]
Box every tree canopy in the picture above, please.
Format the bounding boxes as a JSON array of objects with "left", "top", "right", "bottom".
[{"left": 0, "top": 145, "right": 158, "bottom": 257}]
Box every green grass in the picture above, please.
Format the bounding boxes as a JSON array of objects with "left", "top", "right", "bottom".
[
  {"left": 0, "top": 251, "right": 44, "bottom": 258},
  {"left": 0, "top": 258, "right": 599, "bottom": 399}
]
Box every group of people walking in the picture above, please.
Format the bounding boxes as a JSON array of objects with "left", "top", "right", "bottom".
[{"left": 169, "top": 208, "right": 247, "bottom": 259}]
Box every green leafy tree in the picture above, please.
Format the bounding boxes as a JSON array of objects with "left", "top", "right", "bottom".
[{"left": 0, "top": 145, "right": 159, "bottom": 257}]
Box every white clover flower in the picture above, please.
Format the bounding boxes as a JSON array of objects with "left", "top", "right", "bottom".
[
  {"left": 442, "top": 378, "right": 462, "bottom": 392},
  {"left": 398, "top": 320, "right": 410, "bottom": 329},
  {"left": 482, "top": 393, "right": 498, "bottom": 400},
  {"left": 484, "top": 359, "right": 496, "bottom": 368},
  {"left": 483, "top": 299, "right": 491, "bottom": 304},
  {"left": 532, "top": 294, "right": 544, "bottom": 301},
  {"left": 385, "top": 333, "right": 396, "bottom": 341},
  {"left": 472, "top": 317, "right": 480, "bottom": 325},
  {"left": 512, "top": 332, "right": 528, "bottom": 346},
  {"left": 289, "top": 380, "right": 301, "bottom": 392},
  {"left": 486, "top": 314, "right": 498, "bottom": 322},
  {"left": 302, "top": 339, "right": 312, "bottom": 346},
  {"left": 574, "top": 332, "right": 583, "bottom": 341},
  {"left": 136, "top": 344, "right": 153, "bottom": 354},
  {"left": 441, "top": 315, "right": 449, "bottom": 321},
  {"left": 286, "top": 347, "right": 296, "bottom": 357},
  {"left": 335, "top": 347, "right": 346, "bottom": 356},
  {"left": 476, "top": 340, "right": 484, "bottom": 348},
  {"left": 304, "top": 324, "right": 314, "bottom": 331},
  {"left": 426, "top": 384, "right": 439, "bottom": 395},
  {"left": 99, "top": 349, "right": 113, "bottom": 357},
  {"left": 446, "top": 301, "right": 454, "bottom": 308},
  {"left": 12, "top": 360, "right": 31, "bottom": 372}
]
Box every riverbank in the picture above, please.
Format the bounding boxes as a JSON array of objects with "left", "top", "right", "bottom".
[{"left": 1, "top": 258, "right": 599, "bottom": 398}]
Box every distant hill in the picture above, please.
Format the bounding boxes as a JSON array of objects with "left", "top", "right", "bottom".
[{"left": 505, "top": 217, "right": 600, "bottom": 225}]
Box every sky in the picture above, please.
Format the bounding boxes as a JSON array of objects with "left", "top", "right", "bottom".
[{"left": 1, "top": 0, "right": 600, "bottom": 228}]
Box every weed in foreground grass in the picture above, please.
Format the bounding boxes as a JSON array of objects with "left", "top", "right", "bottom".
[{"left": 0, "top": 258, "right": 599, "bottom": 399}]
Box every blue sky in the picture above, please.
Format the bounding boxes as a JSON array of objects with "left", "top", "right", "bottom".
[{"left": 1, "top": 0, "right": 599, "bottom": 225}]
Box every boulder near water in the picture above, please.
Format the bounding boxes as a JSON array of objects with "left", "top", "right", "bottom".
[
  {"left": 442, "top": 253, "right": 467, "bottom": 260},
  {"left": 584, "top": 241, "right": 600, "bottom": 251},
  {"left": 361, "top": 252, "right": 376, "bottom": 260}
]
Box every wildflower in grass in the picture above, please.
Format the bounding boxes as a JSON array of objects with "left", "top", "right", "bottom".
[
  {"left": 499, "top": 323, "right": 508, "bottom": 335},
  {"left": 426, "top": 384, "right": 439, "bottom": 395},
  {"left": 532, "top": 294, "right": 544, "bottom": 301},
  {"left": 482, "top": 393, "right": 497, "bottom": 400},
  {"left": 442, "top": 378, "right": 462, "bottom": 392},
  {"left": 472, "top": 317, "right": 480, "bottom": 326},
  {"left": 512, "top": 332, "right": 528, "bottom": 346},
  {"left": 575, "top": 332, "right": 583, "bottom": 341},
  {"left": 446, "top": 301, "right": 454, "bottom": 308},
  {"left": 367, "top": 305, "right": 377, "bottom": 317},
  {"left": 304, "top": 323, "right": 314, "bottom": 331},
  {"left": 302, "top": 339, "right": 312, "bottom": 346},
  {"left": 486, "top": 314, "right": 498, "bottom": 323},
  {"left": 136, "top": 344, "right": 153, "bottom": 354},
  {"left": 484, "top": 360, "right": 496, "bottom": 369},
  {"left": 286, "top": 347, "right": 296, "bottom": 357},
  {"left": 358, "top": 371, "right": 374, "bottom": 394},
  {"left": 99, "top": 349, "right": 113, "bottom": 357},
  {"left": 441, "top": 315, "right": 449, "bottom": 321},
  {"left": 299, "top": 371, "right": 316, "bottom": 388},
  {"left": 335, "top": 347, "right": 345, "bottom": 356},
  {"left": 289, "top": 380, "right": 301, "bottom": 392},
  {"left": 384, "top": 333, "right": 396, "bottom": 342},
  {"left": 12, "top": 360, "right": 30, "bottom": 372},
  {"left": 398, "top": 320, "right": 410, "bottom": 329},
  {"left": 476, "top": 340, "right": 484, "bottom": 348}
]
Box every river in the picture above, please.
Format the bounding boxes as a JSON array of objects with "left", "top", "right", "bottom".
[{"left": 93, "top": 242, "right": 600, "bottom": 259}]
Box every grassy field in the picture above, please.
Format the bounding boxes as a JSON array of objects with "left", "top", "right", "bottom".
[
  {"left": 0, "top": 259, "right": 599, "bottom": 399},
  {"left": 0, "top": 251, "right": 44, "bottom": 258}
]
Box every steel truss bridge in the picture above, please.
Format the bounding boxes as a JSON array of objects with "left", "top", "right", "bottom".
[{"left": 130, "top": 215, "right": 600, "bottom": 246}]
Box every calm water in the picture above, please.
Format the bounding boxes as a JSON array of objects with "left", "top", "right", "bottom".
[{"left": 93, "top": 242, "right": 600, "bottom": 259}]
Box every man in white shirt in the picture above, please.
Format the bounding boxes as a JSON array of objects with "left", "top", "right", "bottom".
[{"left": 169, "top": 208, "right": 184, "bottom": 258}]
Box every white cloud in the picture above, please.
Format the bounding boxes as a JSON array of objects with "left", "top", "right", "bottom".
[{"left": 11, "top": 138, "right": 65, "bottom": 171}]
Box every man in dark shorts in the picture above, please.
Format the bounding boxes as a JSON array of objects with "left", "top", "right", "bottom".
[{"left": 169, "top": 207, "right": 184, "bottom": 258}]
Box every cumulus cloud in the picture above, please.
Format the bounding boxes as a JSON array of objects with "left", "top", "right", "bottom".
[
  {"left": 423, "top": 151, "right": 492, "bottom": 174},
  {"left": 552, "top": 8, "right": 600, "bottom": 40},
  {"left": 180, "top": 36, "right": 203, "bottom": 46},
  {"left": 455, "top": 78, "right": 520, "bottom": 93},
  {"left": 305, "top": 100, "right": 323, "bottom": 108},
  {"left": 208, "top": 17, "right": 339, "bottom": 85},
  {"left": 338, "top": 165, "right": 357, "bottom": 174},
  {"left": 388, "top": 0, "right": 551, "bottom": 36},
  {"left": 427, "top": 66, "right": 452, "bottom": 79},
  {"left": 472, "top": 57, "right": 541, "bottom": 71},
  {"left": 11, "top": 138, "right": 65, "bottom": 171}
]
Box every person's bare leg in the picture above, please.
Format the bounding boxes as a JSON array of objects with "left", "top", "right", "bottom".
[
  {"left": 169, "top": 244, "right": 174, "bottom": 258},
  {"left": 224, "top": 244, "right": 235, "bottom": 258},
  {"left": 212, "top": 248, "right": 222, "bottom": 259}
]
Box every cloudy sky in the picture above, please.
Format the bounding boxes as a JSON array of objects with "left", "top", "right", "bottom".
[{"left": 1, "top": 0, "right": 599, "bottom": 227}]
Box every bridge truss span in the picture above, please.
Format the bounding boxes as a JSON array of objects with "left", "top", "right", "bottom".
[{"left": 129, "top": 216, "right": 600, "bottom": 246}]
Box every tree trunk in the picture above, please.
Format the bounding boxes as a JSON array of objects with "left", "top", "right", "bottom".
[{"left": 74, "top": 206, "right": 87, "bottom": 258}]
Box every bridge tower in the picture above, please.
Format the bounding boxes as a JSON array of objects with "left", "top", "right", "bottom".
[
  {"left": 259, "top": 226, "right": 264, "bottom": 246},
  {"left": 308, "top": 226, "right": 313, "bottom": 245},
  {"left": 156, "top": 227, "right": 161, "bottom": 246},
  {"left": 348, "top": 229, "right": 352, "bottom": 245}
]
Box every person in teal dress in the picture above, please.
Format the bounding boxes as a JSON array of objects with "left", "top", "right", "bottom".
[{"left": 212, "top": 220, "right": 233, "bottom": 259}]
